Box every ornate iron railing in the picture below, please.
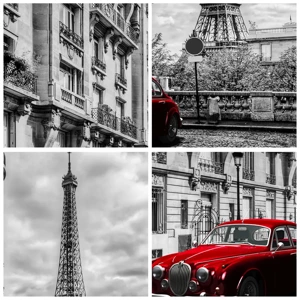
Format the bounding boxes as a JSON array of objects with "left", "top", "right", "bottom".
[
  {"left": 266, "top": 174, "right": 276, "bottom": 185},
  {"left": 117, "top": 117, "right": 137, "bottom": 139},
  {"left": 115, "top": 73, "right": 127, "bottom": 87},
  {"left": 59, "top": 21, "right": 84, "bottom": 49},
  {"left": 152, "top": 153, "right": 167, "bottom": 164},
  {"left": 4, "top": 54, "right": 37, "bottom": 94},
  {"left": 198, "top": 158, "right": 224, "bottom": 175},
  {"left": 7, "top": 3, "right": 18, "bottom": 11},
  {"left": 91, "top": 56, "right": 106, "bottom": 72},
  {"left": 90, "top": 3, "right": 139, "bottom": 44},
  {"left": 243, "top": 168, "right": 255, "bottom": 181},
  {"left": 91, "top": 107, "right": 117, "bottom": 130}
]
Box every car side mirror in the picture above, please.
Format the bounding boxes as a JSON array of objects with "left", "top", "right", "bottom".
[{"left": 192, "top": 240, "right": 198, "bottom": 248}]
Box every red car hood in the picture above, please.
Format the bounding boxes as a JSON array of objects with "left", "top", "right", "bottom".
[{"left": 155, "top": 244, "right": 268, "bottom": 267}]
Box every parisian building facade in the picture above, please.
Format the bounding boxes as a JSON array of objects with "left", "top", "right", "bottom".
[
  {"left": 4, "top": 3, "right": 148, "bottom": 147},
  {"left": 152, "top": 152, "right": 297, "bottom": 258}
]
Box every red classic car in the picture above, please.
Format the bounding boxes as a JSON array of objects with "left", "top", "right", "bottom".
[
  {"left": 152, "top": 77, "right": 182, "bottom": 144},
  {"left": 152, "top": 219, "right": 296, "bottom": 296}
]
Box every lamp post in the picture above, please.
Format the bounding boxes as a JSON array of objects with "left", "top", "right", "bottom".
[{"left": 232, "top": 152, "right": 244, "bottom": 220}]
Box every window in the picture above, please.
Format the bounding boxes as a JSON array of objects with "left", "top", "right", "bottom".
[
  {"left": 229, "top": 203, "right": 234, "bottom": 221},
  {"left": 116, "top": 101, "right": 124, "bottom": 119},
  {"left": 152, "top": 249, "right": 163, "bottom": 259},
  {"left": 181, "top": 200, "right": 188, "bottom": 229},
  {"left": 242, "top": 196, "right": 254, "bottom": 218},
  {"left": 62, "top": 4, "right": 75, "bottom": 31},
  {"left": 59, "top": 62, "right": 82, "bottom": 95},
  {"left": 4, "top": 111, "right": 15, "bottom": 147},
  {"left": 288, "top": 226, "right": 296, "bottom": 246},
  {"left": 152, "top": 188, "right": 164, "bottom": 233},
  {"left": 266, "top": 153, "right": 276, "bottom": 184},
  {"left": 272, "top": 227, "right": 292, "bottom": 248},
  {"left": 94, "top": 39, "right": 99, "bottom": 59},
  {"left": 261, "top": 44, "right": 271, "bottom": 61},
  {"left": 4, "top": 35, "right": 14, "bottom": 52},
  {"left": 243, "top": 153, "right": 255, "bottom": 181},
  {"left": 152, "top": 80, "right": 163, "bottom": 97},
  {"left": 55, "top": 131, "right": 67, "bottom": 147},
  {"left": 93, "top": 88, "right": 103, "bottom": 107},
  {"left": 116, "top": 54, "right": 125, "bottom": 78}
]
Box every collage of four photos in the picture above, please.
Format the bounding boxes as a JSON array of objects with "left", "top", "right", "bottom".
[{"left": 2, "top": 1, "right": 298, "bottom": 297}]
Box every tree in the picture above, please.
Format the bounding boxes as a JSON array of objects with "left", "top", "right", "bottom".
[
  {"left": 152, "top": 33, "right": 177, "bottom": 77},
  {"left": 270, "top": 46, "right": 296, "bottom": 92}
]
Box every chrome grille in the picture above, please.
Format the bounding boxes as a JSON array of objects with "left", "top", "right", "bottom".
[{"left": 169, "top": 262, "right": 191, "bottom": 296}]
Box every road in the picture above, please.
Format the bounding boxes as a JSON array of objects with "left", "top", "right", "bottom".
[{"left": 153, "top": 129, "right": 296, "bottom": 148}]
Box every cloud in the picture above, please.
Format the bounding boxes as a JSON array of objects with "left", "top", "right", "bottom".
[
  {"left": 156, "top": 15, "right": 175, "bottom": 26},
  {"left": 4, "top": 152, "right": 148, "bottom": 296}
]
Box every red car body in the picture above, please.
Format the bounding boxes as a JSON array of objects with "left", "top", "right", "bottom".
[
  {"left": 152, "top": 219, "right": 296, "bottom": 296},
  {"left": 152, "top": 77, "right": 182, "bottom": 144}
]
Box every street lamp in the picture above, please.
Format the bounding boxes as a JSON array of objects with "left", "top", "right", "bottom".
[{"left": 232, "top": 152, "right": 244, "bottom": 220}]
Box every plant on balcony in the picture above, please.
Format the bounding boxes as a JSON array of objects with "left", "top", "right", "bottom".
[{"left": 4, "top": 51, "right": 41, "bottom": 93}]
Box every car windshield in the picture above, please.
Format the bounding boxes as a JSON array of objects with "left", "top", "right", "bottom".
[{"left": 201, "top": 224, "right": 270, "bottom": 246}]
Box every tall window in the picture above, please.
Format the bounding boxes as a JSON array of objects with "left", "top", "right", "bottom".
[
  {"left": 242, "top": 196, "right": 254, "bottom": 218},
  {"left": 243, "top": 153, "right": 255, "bottom": 181},
  {"left": 4, "top": 35, "right": 14, "bottom": 52},
  {"left": 93, "top": 39, "right": 99, "bottom": 59},
  {"left": 116, "top": 54, "right": 125, "bottom": 78},
  {"left": 181, "top": 200, "right": 188, "bottom": 229},
  {"left": 4, "top": 111, "right": 14, "bottom": 147},
  {"left": 59, "top": 62, "right": 82, "bottom": 95},
  {"left": 62, "top": 5, "right": 75, "bottom": 31},
  {"left": 152, "top": 188, "right": 164, "bottom": 233},
  {"left": 261, "top": 44, "right": 271, "bottom": 61},
  {"left": 266, "top": 153, "right": 276, "bottom": 184},
  {"left": 116, "top": 100, "right": 124, "bottom": 119}
]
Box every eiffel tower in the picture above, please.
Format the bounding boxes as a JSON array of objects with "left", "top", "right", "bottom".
[
  {"left": 193, "top": 3, "right": 248, "bottom": 51},
  {"left": 55, "top": 153, "right": 86, "bottom": 296}
]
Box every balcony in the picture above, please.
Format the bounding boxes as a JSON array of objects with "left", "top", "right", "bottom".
[
  {"left": 91, "top": 107, "right": 137, "bottom": 139},
  {"left": 4, "top": 51, "right": 37, "bottom": 95},
  {"left": 59, "top": 21, "right": 84, "bottom": 54},
  {"left": 243, "top": 168, "right": 255, "bottom": 181},
  {"left": 198, "top": 158, "right": 224, "bottom": 175},
  {"left": 91, "top": 56, "right": 106, "bottom": 79},
  {"left": 61, "top": 88, "right": 85, "bottom": 110},
  {"left": 115, "top": 73, "right": 127, "bottom": 93},
  {"left": 7, "top": 3, "right": 18, "bottom": 11},
  {"left": 152, "top": 153, "right": 167, "bottom": 164},
  {"left": 90, "top": 4, "right": 139, "bottom": 46},
  {"left": 266, "top": 174, "right": 276, "bottom": 185}
]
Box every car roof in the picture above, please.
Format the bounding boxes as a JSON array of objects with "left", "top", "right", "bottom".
[{"left": 218, "top": 218, "right": 296, "bottom": 229}]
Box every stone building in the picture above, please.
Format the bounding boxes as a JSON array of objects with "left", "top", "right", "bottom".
[
  {"left": 247, "top": 20, "right": 296, "bottom": 65},
  {"left": 4, "top": 3, "right": 148, "bottom": 147},
  {"left": 152, "top": 152, "right": 297, "bottom": 257}
]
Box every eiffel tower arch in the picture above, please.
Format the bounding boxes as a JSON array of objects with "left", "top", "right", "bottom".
[{"left": 194, "top": 3, "right": 248, "bottom": 51}]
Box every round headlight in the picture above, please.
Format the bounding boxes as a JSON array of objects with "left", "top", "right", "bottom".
[
  {"left": 153, "top": 265, "right": 165, "bottom": 280},
  {"left": 196, "top": 267, "right": 209, "bottom": 283},
  {"left": 161, "top": 279, "right": 169, "bottom": 289}
]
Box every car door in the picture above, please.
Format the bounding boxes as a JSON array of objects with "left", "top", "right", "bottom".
[
  {"left": 271, "top": 226, "right": 296, "bottom": 296},
  {"left": 152, "top": 79, "right": 168, "bottom": 136}
]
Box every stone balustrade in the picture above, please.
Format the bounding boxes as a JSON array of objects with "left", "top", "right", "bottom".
[
  {"left": 61, "top": 88, "right": 85, "bottom": 110},
  {"left": 167, "top": 90, "right": 296, "bottom": 122}
]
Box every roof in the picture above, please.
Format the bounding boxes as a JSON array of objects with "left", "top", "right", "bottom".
[{"left": 219, "top": 218, "right": 296, "bottom": 229}]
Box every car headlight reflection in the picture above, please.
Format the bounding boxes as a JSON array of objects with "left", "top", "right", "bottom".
[
  {"left": 153, "top": 265, "right": 165, "bottom": 280},
  {"left": 196, "top": 267, "right": 209, "bottom": 283}
]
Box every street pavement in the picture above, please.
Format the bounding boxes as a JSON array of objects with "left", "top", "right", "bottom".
[{"left": 153, "top": 128, "right": 296, "bottom": 148}]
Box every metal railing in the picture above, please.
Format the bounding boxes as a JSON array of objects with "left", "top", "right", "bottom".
[
  {"left": 243, "top": 168, "right": 255, "bottom": 181},
  {"left": 59, "top": 21, "right": 84, "bottom": 49},
  {"left": 91, "top": 56, "right": 106, "bottom": 72},
  {"left": 266, "top": 174, "right": 276, "bottom": 185},
  {"left": 7, "top": 3, "right": 18, "bottom": 11},
  {"left": 117, "top": 117, "right": 137, "bottom": 139},
  {"left": 115, "top": 73, "right": 127, "bottom": 87},
  {"left": 4, "top": 54, "right": 37, "bottom": 94},
  {"left": 90, "top": 3, "right": 139, "bottom": 44}
]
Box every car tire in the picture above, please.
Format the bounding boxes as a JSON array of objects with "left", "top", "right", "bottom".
[
  {"left": 238, "top": 276, "right": 260, "bottom": 296},
  {"left": 159, "top": 115, "right": 178, "bottom": 144}
]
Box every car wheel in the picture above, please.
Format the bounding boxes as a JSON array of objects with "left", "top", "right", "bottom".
[
  {"left": 159, "top": 115, "right": 178, "bottom": 144},
  {"left": 238, "top": 276, "right": 260, "bottom": 296}
]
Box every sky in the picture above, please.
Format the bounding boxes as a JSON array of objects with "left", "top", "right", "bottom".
[
  {"left": 152, "top": 3, "right": 297, "bottom": 55},
  {"left": 4, "top": 152, "right": 148, "bottom": 296}
]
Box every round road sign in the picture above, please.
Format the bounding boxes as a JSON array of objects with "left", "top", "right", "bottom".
[{"left": 185, "top": 37, "right": 204, "bottom": 56}]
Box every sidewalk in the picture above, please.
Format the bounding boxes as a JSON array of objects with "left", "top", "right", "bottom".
[{"left": 182, "top": 119, "right": 296, "bottom": 133}]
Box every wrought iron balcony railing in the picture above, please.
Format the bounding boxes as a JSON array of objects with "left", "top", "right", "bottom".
[
  {"left": 7, "top": 3, "right": 18, "bottom": 11},
  {"left": 115, "top": 73, "right": 127, "bottom": 87},
  {"left": 91, "top": 56, "right": 106, "bottom": 72},
  {"left": 59, "top": 21, "right": 84, "bottom": 49},
  {"left": 198, "top": 158, "right": 224, "bottom": 175},
  {"left": 243, "top": 168, "right": 255, "bottom": 181},
  {"left": 91, "top": 107, "right": 137, "bottom": 139},
  {"left": 152, "top": 153, "right": 167, "bottom": 164},
  {"left": 4, "top": 52, "right": 37, "bottom": 94},
  {"left": 266, "top": 174, "right": 276, "bottom": 185},
  {"left": 90, "top": 3, "right": 139, "bottom": 44}
]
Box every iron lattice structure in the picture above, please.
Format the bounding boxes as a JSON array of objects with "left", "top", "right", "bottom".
[
  {"left": 194, "top": 3, "right": 248, "bottom": 51},
  {"left": 55, "top": 154, "right": 86, "bottom": 296}
]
